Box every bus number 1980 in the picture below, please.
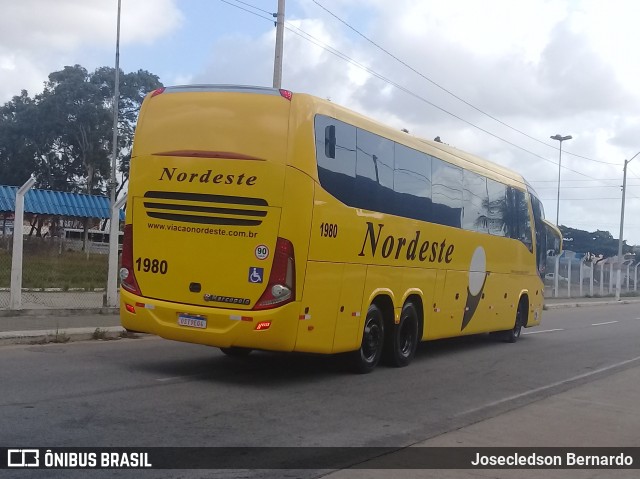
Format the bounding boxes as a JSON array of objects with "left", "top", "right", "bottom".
[
  {"left": 136, "top": 257, "right": 168, "bottom": 274},
  {"left": 320, "top": 223, "right": 338, "bottom": 238}
]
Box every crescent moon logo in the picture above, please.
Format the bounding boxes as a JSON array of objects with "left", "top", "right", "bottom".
[{"left": 462, "top": 246, "right": 487, "bottom": 331}]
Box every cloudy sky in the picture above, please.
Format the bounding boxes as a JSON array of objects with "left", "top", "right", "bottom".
[{"left": 2, "top": 0, "right": 640, "bottom": 245}]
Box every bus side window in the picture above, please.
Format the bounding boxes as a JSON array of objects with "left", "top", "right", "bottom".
[
  {"left": 462, "top": 170, "right": 489, "bottom": 233},
  {"left": 505, "top": 187, "right": 532, "bottom": 252},
  {"left": 325, "top": 125, "right": 336, "bottom": 158},
  {"left": 315, "top": 115, "right": 357, "bottom": 206},
  {"left": 432, "top": 157, "right": 463, "bottom": 228}
]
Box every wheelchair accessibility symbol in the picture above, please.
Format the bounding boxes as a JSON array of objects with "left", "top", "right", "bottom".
[{"left": 248, "top": 267, "right": 264, "bottom": 284}]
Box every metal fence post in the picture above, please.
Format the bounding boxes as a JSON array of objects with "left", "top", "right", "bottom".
[
  {"left": 9, "top": 177, "right": 36, "bottom": 309},
  {"left": 589, "top": 263, "right": 594, "bottom": 297},
  {"left": 554, "top": 256, "right": 559, "bottom": 298},
  {"left": 599, "top": 263, "right": 604, "bottom": 296},
  {"left": 626, "top": 264, "right": 630, "bottom": 292},
  {"left": 579, "top": 259, "right": 584, "bottom": 297},
  {"left": 106, "top": 194, "right": 127, "bottom": 307},
  {"left": 609, "top": 263, "right": 614, "bottom": 295},
  {"left": 567, "top": 258, "right": 572, "bottom": 298}
]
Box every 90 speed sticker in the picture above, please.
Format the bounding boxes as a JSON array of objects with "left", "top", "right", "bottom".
[{"left": 255, "top": 244, "right": 270, "bottom": 260}]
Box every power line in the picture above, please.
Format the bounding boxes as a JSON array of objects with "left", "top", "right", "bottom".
[
  {"left": 226, "top": 0, "right": 273, "bottom": 16},
  {"left": 282, "top": 22, "right": 617, "bottom": 186},
  {"left": 219, "top": 0, "right": 624, "bottom": 190},
  {"left": 219, "top": 0, "right": 273, "bottom": 22},
  {"left": 311, "top": 1, "right": 619, "bottom": 167}
]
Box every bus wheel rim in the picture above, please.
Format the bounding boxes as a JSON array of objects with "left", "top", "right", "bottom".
[
  {"left": 399, "top": 319, "right": 415, "bottom": 356},
  {"left": 363, "top": 319, "right": 382, "bottom": 362}
]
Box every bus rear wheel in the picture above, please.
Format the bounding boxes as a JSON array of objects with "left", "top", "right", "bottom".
[
  {"left": 349, "top": 304, "right": 385, "bottom": 374},
  {"left": 220, "top": 347, "right": 252, "bottom": 357},
  {"left": 385, "top": 302, "right": 419, "bottom": 367}
]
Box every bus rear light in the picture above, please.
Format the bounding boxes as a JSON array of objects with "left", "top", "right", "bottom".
[
  {"left": 254, "top": 237, "right": 295, "bottom": 310},
  {"left": 125, "top": 303, "right": 136, "bottom": 314},
  {"left": 120, "top": 224, "right": 142, "bottom": 296},
  {"left": 279, "top": 89, "right": 293, "bottom": 101},
  {"left": 255, "top": 321, "right": 272, "bottom": 331},
  {"left": 151, "top": 87, "right": 166, "bottom": 97}
]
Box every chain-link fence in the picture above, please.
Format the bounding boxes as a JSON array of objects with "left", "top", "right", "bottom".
[
  {"left": 0, "top": 234, "right": 11, "bottom": 308},
  {"left": 0, "top": 234, "right": 118, "bottom": 309}
]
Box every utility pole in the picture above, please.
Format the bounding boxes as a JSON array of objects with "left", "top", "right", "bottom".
[
  {"left": 615, "top": 151, "right": 640, "bottom": 300},
  {"left": 107, "top": 0, "right": 122, "bottom": 307},
  {"left": 272, "top": 0, "right": 285, "bottom": 89}
]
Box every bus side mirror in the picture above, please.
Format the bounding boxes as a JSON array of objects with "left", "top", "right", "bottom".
[
  {"left": 544, "top": 223, "right": 562, "bottom": 256},
  {"left": 325, "top": 125, "right": 336, "bottom": 159}
]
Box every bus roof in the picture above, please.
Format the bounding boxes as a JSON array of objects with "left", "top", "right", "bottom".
[{"left": 149, "top": 85, "right": 528, "bottom": 189}]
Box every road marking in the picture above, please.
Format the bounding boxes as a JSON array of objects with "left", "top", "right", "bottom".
[
  {"left": 457, "top": 355, "right": 640, "bottom": 418},
  {"left": 591, "top": 321, "right": 618, "bottom": 326},
  {"left": 155, "top": 375, "right": 198, "bottom": 382},
  {"left": 522, "top": 328, "right": 564, "bottom": 335}
]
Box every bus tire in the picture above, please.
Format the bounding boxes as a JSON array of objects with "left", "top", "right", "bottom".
[
  {"left": 501, "top": 302, "right": 524, "bottom": 343},
  {"left": 349, "top": 304, "right": 385, "bottom": 374},
  {"left": 220, "top": 347, "right": 252, "bottom": 357},
  {"left": 384, "top": 302, "right": 420, "bottom": 367}
]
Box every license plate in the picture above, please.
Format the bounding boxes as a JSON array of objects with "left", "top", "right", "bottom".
[{"left": 177, "top": 313, "right": 207, "bottom": 329}]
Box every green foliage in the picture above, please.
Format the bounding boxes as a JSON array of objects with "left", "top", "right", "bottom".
[
  {"left": 0, "top": 65, "right": 162, "bottom": 194},
  {"left": 0, "top": 91, "right": 39, "bottom": 186},
  {"left": 560, "top": 225, "right": 632, "bottom": 256}
]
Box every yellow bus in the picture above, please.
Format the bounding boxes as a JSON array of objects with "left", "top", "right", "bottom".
[{"left": 120, "top": 85, "right": 561, "bottom": 373}]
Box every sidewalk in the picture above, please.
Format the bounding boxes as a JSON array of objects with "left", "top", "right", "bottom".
[
  {"left": 544, "top": 295, "right": 640, "bottom": 309},
  {"left": 325, "top": 363, "right": 640, "bottom": 478},
  {"left": 0, "top": 308, "right": 122, "bottom": 345}
]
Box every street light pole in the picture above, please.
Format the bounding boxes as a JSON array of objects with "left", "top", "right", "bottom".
[
  {"left": 615, "top": 151, "right": 640, "bottom": 300},
  {"left": 550, "top": 134, "right": 573, "bottom": 226}
]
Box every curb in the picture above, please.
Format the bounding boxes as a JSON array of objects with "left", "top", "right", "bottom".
[{"left": 0, "top": 326, "right": 130, "bottom": 346}]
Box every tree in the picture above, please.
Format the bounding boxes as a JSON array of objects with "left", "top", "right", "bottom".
[
  {"left": 90, "top": 66, "right": 162, "bottom": 195},
  {"left": 0, "top": 64, "right": 162, "bottom": 195},
  {"left": 0, "top": 91, "right": 39, "bottom": 186},
  {"left": 560, "top": 226, "right": 632, "bottom": 257}
]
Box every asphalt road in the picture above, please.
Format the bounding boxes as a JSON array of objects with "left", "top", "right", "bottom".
[{"left": 1, "top": 303, "right": 639, "bottom": 477}]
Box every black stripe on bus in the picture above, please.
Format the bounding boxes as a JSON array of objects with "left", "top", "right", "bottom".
[
  {"left": 146, "top": 211, "right": 262, "bottom": 226},
  {"left": 144, "top": 191, "right": 268, "bottom": 207},
  {"left": 144, "top": 202, "right": 267, "bottom": 217}
]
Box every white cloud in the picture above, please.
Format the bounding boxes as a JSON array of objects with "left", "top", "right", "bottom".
[
  {"left": 4, "top": 0, "right": 640, "bottom": 242},
  {"left": 0, "top": 0, "right": 183, "bottom": 101}
]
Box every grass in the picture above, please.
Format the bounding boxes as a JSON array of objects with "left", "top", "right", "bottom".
[{"left": 0, "top": 248, "right": 108, "bottom": 290}]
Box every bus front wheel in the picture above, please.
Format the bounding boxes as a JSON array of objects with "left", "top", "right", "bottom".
[
  {"left": 385, "top": 302, "right": 419, "bottom": 367},
  {"left": 349, "top": 304, "right": 385, "bottom": 374},
  {"left": 501, "top": 303, "right": 524, "bottom": 343}
]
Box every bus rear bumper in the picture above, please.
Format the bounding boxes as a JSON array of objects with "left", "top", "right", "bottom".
[{"left": 120, "top": 291, "right": 299, "bottom": 351}]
